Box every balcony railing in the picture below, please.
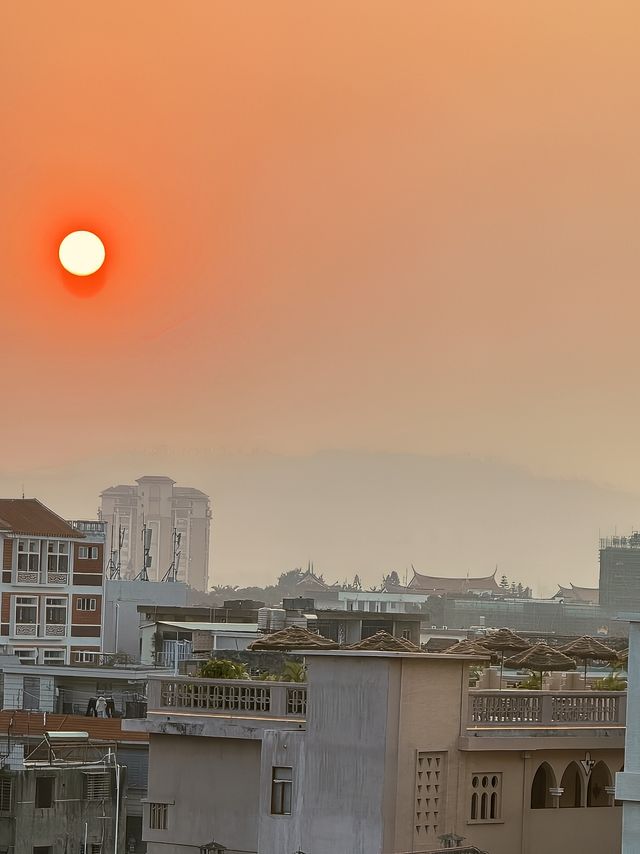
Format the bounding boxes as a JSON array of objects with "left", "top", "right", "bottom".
[
  {"left": 46, "top": 573, "right": 69, "bottom": 585},
  {"left": 45, "top": 624, "right": 66, "bottom": 637},
  {"left": 14, "top": 623, "right": 38, "bottom": 637},
  {"left": 149, "top": 677, "right": 307, "bottom": 719},
  {"left": 468, "top": 690, "right": 626, "bottom": 729},
  {"left": 16, "top": 572, "right": 39, "bottom": 584}
]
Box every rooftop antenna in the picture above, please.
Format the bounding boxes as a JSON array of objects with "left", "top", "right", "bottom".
[
  {"left": 134, "top": 522, "right": 151, "bottom": 581},
  {"left": 106, "top": 524, "right": 124, "bottom": 580},
  {"left": 162, "top": 528, "right": 181, "bottom": 582}
]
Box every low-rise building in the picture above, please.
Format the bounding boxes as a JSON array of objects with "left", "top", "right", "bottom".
[{"left": 129, "top": 649, "right": 624, "bottom": 854}]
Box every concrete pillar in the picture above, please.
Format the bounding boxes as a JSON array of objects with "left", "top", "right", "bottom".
[{"left": 617, "top": 618, "right": 640, "bottom": 853}]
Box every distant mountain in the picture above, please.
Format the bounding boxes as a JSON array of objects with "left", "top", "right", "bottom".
[{"left": 2, "top": 450, "right": 639, "bottom": 596}]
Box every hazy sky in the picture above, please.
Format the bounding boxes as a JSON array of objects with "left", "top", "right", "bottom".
[{"left": 3, "top": 4, "right": 640, "bottom": 587}]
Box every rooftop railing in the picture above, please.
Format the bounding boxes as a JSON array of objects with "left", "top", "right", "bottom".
[
  {"left": 148, "top": 676, "right": 307, "bottom": 719},
  {"left": 468, "top": 690, "right": 626, "bottom": 729}
]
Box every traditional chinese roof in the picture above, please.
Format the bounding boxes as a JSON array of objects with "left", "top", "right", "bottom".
[
  {"left": 553, "top": 584, "right": 599, "bottom": 605},
  {"left": 407, "top": 569, "right": 502, "bottom": 595},
  {"left": 0, "top": 499, "right": 82, "bottom": 539}
]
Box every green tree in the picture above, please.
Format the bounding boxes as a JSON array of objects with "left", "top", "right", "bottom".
[{"left": 199, "top": 659, "right": 249, "bottom": 679}]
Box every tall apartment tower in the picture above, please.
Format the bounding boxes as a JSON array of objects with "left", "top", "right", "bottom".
[
  {"left": 99, "top": 476, "right": 211, "bottom": 591},
  {"left": 599, "top": 532, "right": 640, "bottom": 611}
]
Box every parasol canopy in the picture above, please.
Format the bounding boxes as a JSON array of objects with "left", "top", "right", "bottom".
[
  {"left": 444, "top": 639, "right": 496, "bottom": 661},
  {"left": 618, "top": 648, "right": 629, "bottom": 665},
  {"left": 479, "top": 628, "right": 530, "bottom": 654},
  {"left": 248, "top": 626, "right": 339, "bottom": 651},
  {"left": 505, "top": 641, "right": 576, "bottom": 673},
  {"left": 345, "top": 630, "right": 421, "bottom": 652},
  {"left": 558, "top": 636, "right": 618, "bottom": 662}
]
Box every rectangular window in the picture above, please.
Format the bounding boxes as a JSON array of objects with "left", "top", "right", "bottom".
[
  {"left": 17, "top": 540, "right": 40, "bottom": 573},
  {"left": 15, "top": 597, "right": 38, "bottom": 625},
  {"left": 469, "top": 773, "right": 502, "bottom": 822},
  {"left": 42, "top": 649, "right": 66, "bottom": 666},
  {"left": 45, "top": 597, "right": 67, "bottom": 625},
  {"left": 35, "top": 777, "right": 54, "bottom": 808},
  {"left": 14, "top": 648, "right": 37, "bottom": 665},
  {"left": 0, "top": 779, "right": 12, "bottom": 811},
  {"left": 47, "top": 541, "right": 69, "bottom": 575},
  {"left": 85, "top": 773, "right": 111, "bottom": 800},
  {"left": 270, "top": 766, "right": 293, "bottom": 815},
  {"left": 75, "top": 650, "right": 98, "bottom": 664},
  {"left": 77, "top": 598, "right": 97, "bottom": 612},
  {"left": 78, "top": 546, "right": 98, "bottom": 560},
  {"left": 149, "top": 803, "right": 168, "bottom": 830}
]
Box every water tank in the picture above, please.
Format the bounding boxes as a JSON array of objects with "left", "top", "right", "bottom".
[
  {"left": 258, "top": 607, "right": 271, "bottom": 632},
  {"left": 270, "top": 608, "right": 286, "bottom": 631}
]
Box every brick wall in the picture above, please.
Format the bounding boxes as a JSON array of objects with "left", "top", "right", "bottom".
[
  {"left": 72, "top": 542, "right": 104, "bottom": 586},
  {"left": 71, "top": 594, "right": 102, "bottom": 624}
]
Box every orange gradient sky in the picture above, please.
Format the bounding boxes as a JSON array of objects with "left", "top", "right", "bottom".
[{"left": 4, "top": 2, "right": 640, "bottom": 492}]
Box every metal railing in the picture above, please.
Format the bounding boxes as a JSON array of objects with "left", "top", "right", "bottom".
[
  {"left": 468, "top": 690, "right": 626, "bottom": 728},
  {"left": 149, "top": 677, "right": 307, "bottom": 719}
]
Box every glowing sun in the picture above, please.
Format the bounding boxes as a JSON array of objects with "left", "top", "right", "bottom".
[{"left": 59, "top": 231, "right": 105, "bottom": 276}]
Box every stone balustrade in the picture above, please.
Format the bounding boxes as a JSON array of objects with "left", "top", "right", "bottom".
[
  {"left": 148, "top": 676, "right": 307, "bottom": 719},
  {"left": 468, "top": 689, "right": 626, "bottom": 729}
]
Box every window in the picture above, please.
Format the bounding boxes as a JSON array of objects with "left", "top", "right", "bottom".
[
  {"left": 401, "top": 629, "right": 411, "bottom": 640},
  {"left": 77, "top": 598, "right": 97, "bottom": 612},
  {"left": 15, "top": 597, "right": 38, "bottom": 626},
  {"left": 469, "top": 773, "right": 502, "bottom": 822},
  {"left": 75, "top": 650, "right": 98, "bottom": 664},
  {"left": 42, "top": 649, "right": 66, "bottom": 666},
  {"left": 85, "top": 773, "right": 111, "bottom": 800},
  {"left": 45, "top": 597, "right": 67, "bottom": 625},
  {"left": 0, "top": 779, "right": 12, "bottom": 811},
  {"left": 14, "top": 648, "right": 37, "bottom": 665},
  {"left": 17, "top": 540, "right": 40, "bottom": 573},
  {"left": 270, "top": 766, "right": 292, "bottom": 815},
  {"left": 35, "top": 777, "right": 54, "bottom": 808},
  {"left": 47, "top": 541, "right": 69, "bottom": 574},
  {"left": 33, "top": 847, "right": 52, "bottom": 854},
  {"left": 80, "top": 846, "right": 102, "bottom": 854},
  {"left": 78, "top": 546, "right": 99, "bottom": 560},
  {"left": 149, "top": 803, "right": 168, "bottom": 830}
]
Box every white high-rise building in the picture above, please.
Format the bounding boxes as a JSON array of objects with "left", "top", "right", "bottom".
[{"left": 99, "top": 476, "right": 211, "bottom": 590}]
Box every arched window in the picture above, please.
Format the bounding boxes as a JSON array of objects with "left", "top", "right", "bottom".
[
  {"left": 490, "top": 791, "right": 498, "bottom": 819},
  {"left": 471, "top": 792, "right": 478, "bottom": 820},
  {"left": 588, "top": 762, "right": 612, "bottom": 807},
  {"left": 531, "top": 763, "right": 556, "bottom": 809},
  {"left": 480, "top": 792, "right": 488, "bottom": 819},
  {"left": 559, "top": 762, "right": 583, "bottom": 808}
]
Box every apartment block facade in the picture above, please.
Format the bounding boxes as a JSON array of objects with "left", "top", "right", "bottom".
[
  {"left": 100, "top": 476, "right": 211, "bottom": 590},
  {"left": 0, "top": 500, "right": 105, "bottom": 666}
]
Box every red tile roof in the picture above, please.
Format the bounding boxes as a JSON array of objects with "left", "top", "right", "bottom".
[
  {"left": 0, "top": 499, "right": 83, "bottom": 538},
  {"left": 0, "top": 711, "right": 148, "bottom": 743}
]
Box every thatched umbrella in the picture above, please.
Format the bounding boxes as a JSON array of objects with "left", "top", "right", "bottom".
[
  {"left": 618, "top": 648, "right": 629, "bottom": 666},
  {"left": 559, "top": 636, "right": 618, "bottom": 686},
  {"left": 505, "top": 642, "right": 576, "bottom": 688},
  {"left": 478, "top": 628, "right": 530, "bottom": 687},
  {"left": 443, "top": 639, "right": 497, "bottom": 661},
  {"left": 248, "top": 626, "right": 339, "bottom": 651},
  {"left": 345, "top": 630, "right": 421, "bottom": 652}
]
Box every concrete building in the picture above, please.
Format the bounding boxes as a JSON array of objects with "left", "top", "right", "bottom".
[
  {"left": 0, "top": 500, "right": 107, "bottom": 666},
  {"left": 129, "top": 649, "right": 624, "bottom": 854},
  {"left": 103, "top": 580, "right": 189, "bottom": 661},
  {"left": 0, "top": 711, "right": 149, "bottom": 854},
  {"left": 100, "top": 476, "right": 211, "bottom": 590},
  {"left": 600, "top": 534, "right": 640, "bottom": 612},
  {"left": 616, "top": 612, "right": 640, "bottom": 853}
]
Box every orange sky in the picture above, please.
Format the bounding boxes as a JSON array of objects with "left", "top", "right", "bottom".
[{"left": 3, "top": 2, "right": 640, "bottom": 492}]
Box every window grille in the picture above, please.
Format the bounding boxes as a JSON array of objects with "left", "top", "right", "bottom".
[
  {"left": 85, "top": 773, "right": 111, "bottom": 800},
  {"left": 149, "top": 802, "right": 168, "bottom": 830}
]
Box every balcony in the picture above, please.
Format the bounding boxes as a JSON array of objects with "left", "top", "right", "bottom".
[
  {"left": 45, "top": 624, "right": 66, "bottom": 637},
  {"left": 133, "top": 677, "right": 308, "bottom": 740},
  {"left": 46, "top": 573, "right": 69, "bottom": 585},
  {"left": 13, "top": 623, "right": 38, "bottom": 637},
  {"left": 463, "top": 689, "right": 626, "bottom": 749},
  {"left": 16, "top": 572, "right": 39, "bottom": 584}
]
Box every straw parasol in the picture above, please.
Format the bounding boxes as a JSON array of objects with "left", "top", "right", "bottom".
[
  {"left": 558, "top": 636, "right": 618, "bottom": 686},
  {"left": 618, "top": 648, "right": 629, "bottom": 666},
  {"left": 248, "top": 626, "right": 339, "bottom": 651},
  {"left": 345, "top": 630, "right": 421, "bottom": 652},
  {"left": 505, "top": 641, "right": 576, "bottom": 688},
  {"left": 443, "top": 639, "right": 497, "bottom": 662},
  {"left": 477, "top": 628, "right": 530, "bottom": 687}
]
